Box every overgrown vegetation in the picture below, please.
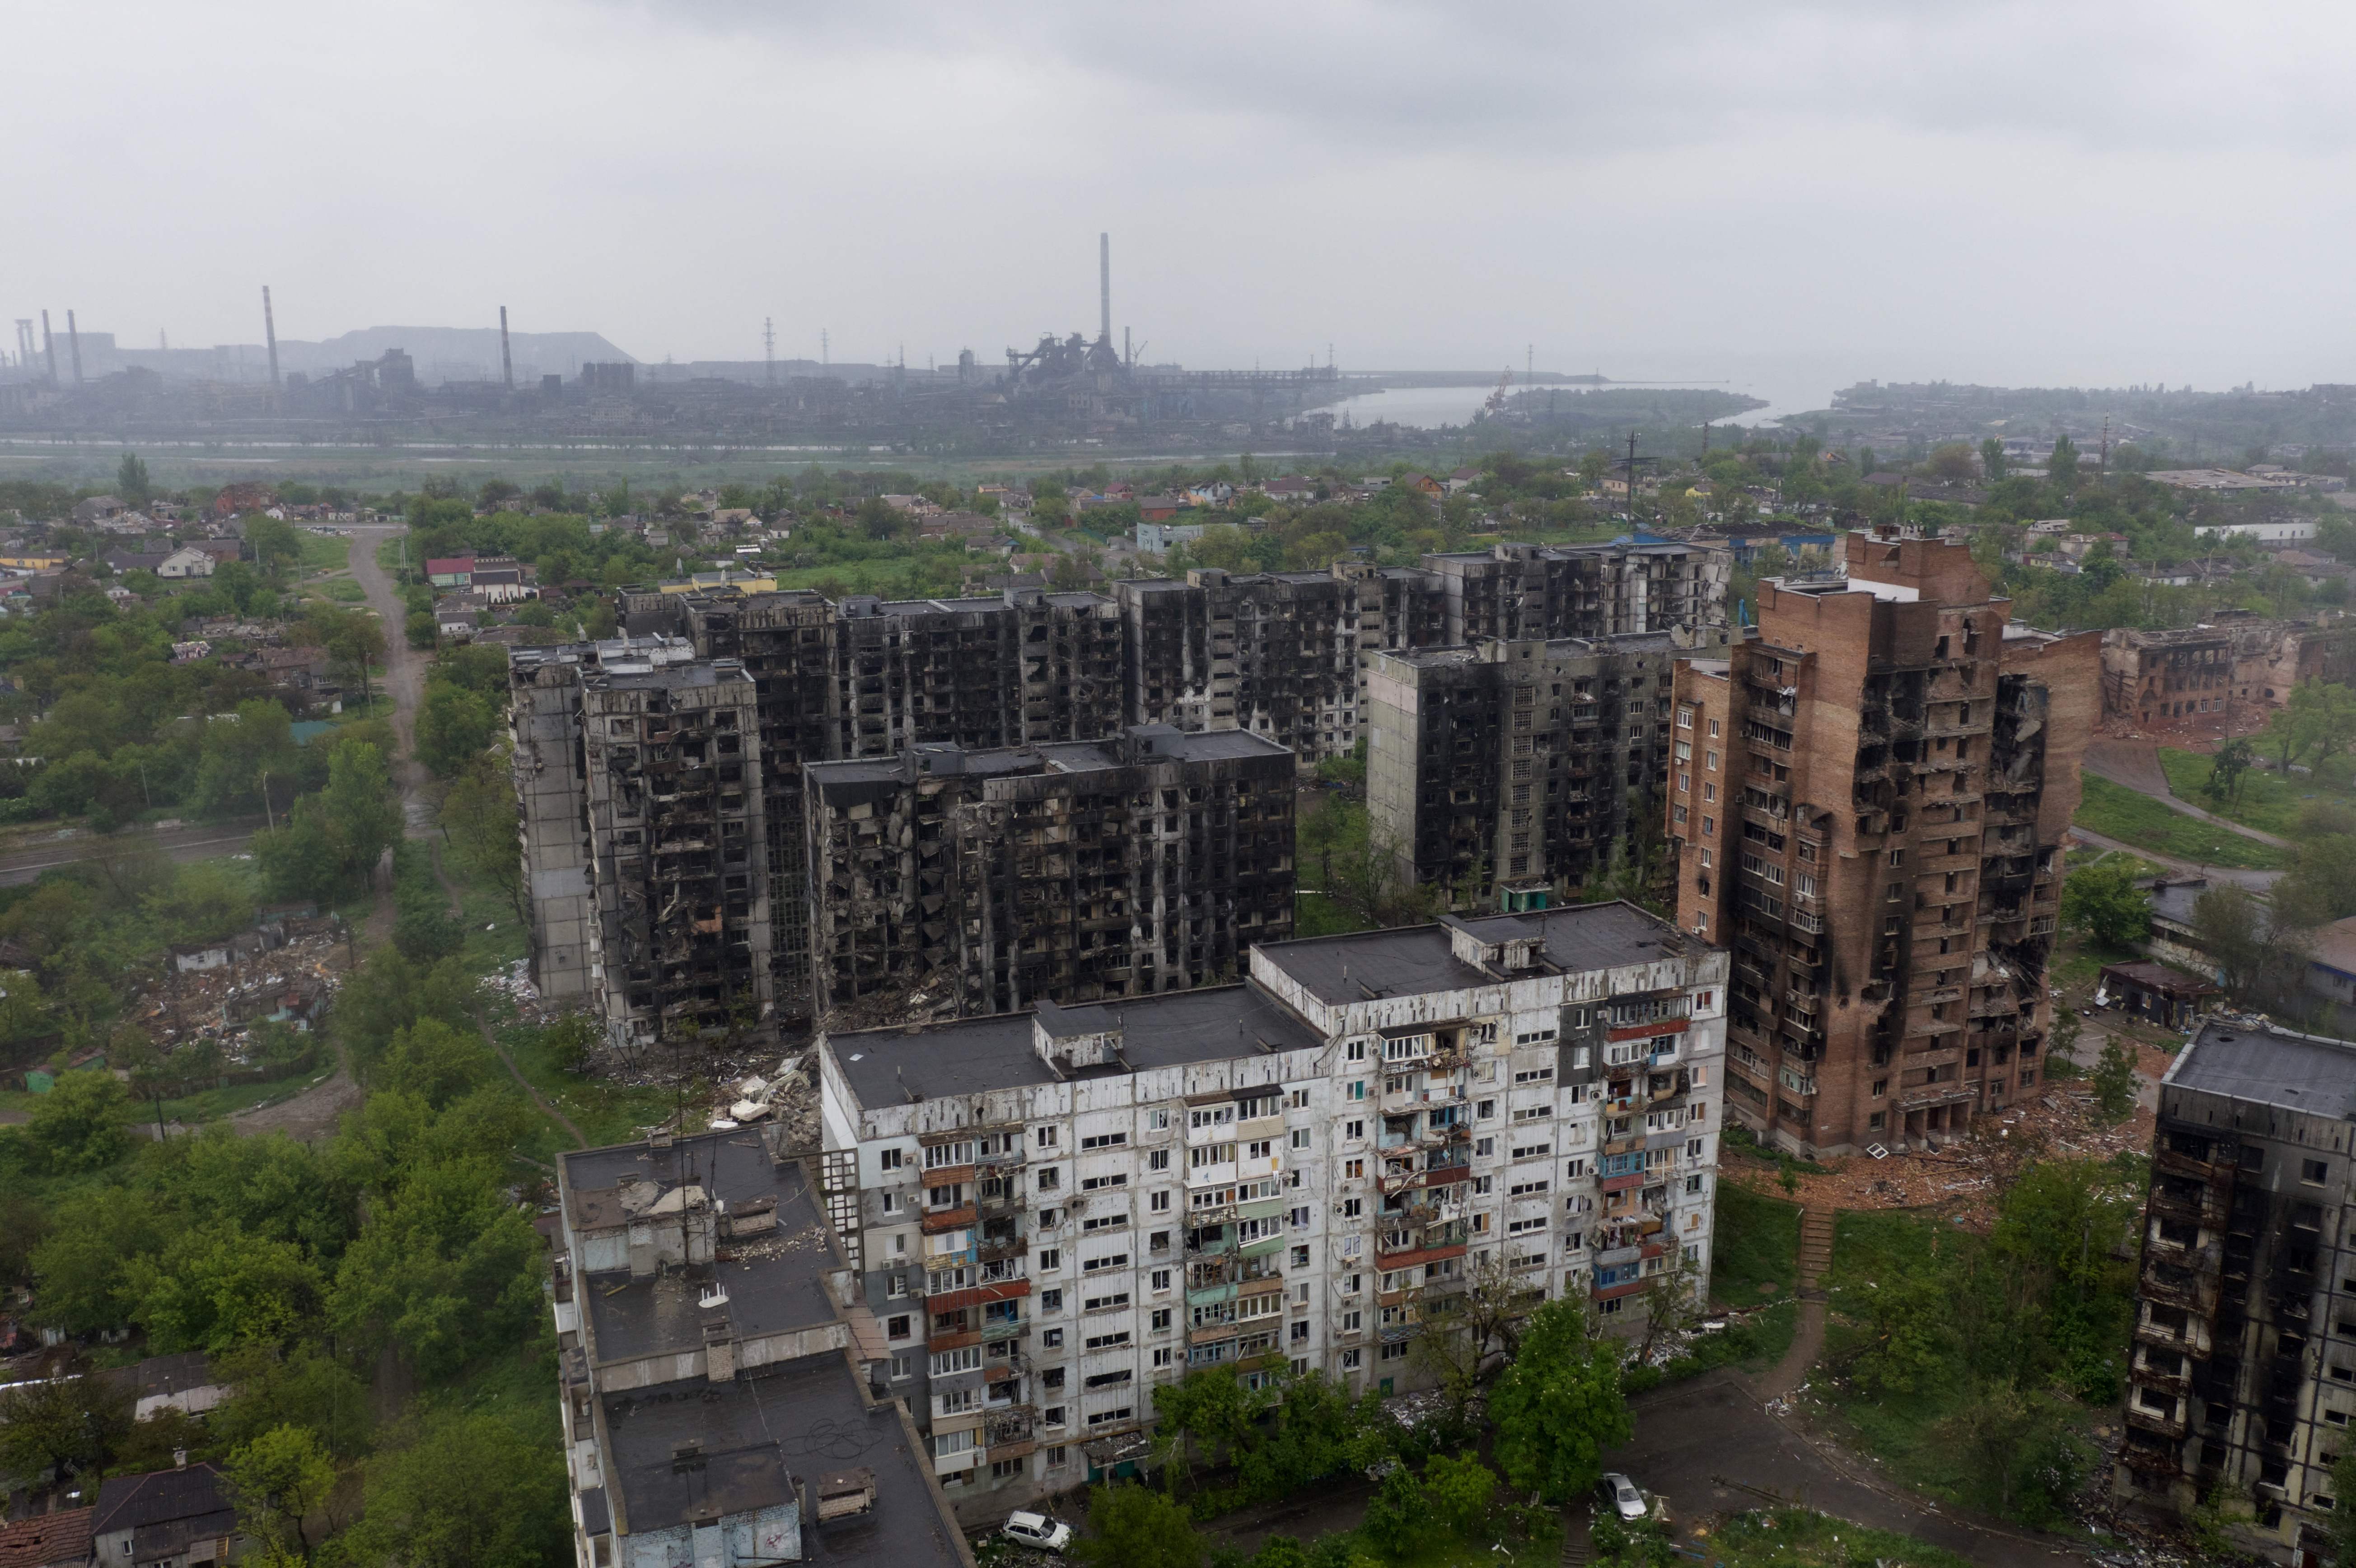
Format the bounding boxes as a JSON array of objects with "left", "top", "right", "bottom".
[{"left": 1817, "top": 1159, "right": 2143, "bottom": 1526}]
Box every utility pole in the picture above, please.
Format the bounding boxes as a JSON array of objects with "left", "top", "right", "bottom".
[
  {"left": 1617, "top": 430, "right": 1657, "bottom": 523},
  {"left": 763, "top": 317, "right": 775, "bottom": 385}
]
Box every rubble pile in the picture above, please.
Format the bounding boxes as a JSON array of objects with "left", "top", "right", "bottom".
[
  {"left": 133, "top": 921, "right": 350, "bottom": 1073},
  {"left": 1729, "top": 1079, "right": 2153, "bottom": 1229},
  {"left": 708, "top": 1049, "right": 822, "bottom": 1152}
]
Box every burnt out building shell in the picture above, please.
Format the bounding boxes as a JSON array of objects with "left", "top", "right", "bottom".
[
  {"left": 1669, "top": 531, "right": 2099, "bottom": 1158},
  {"left": 2119, "top": 1021, "right": 2356, "bottom": 1565},
  {"left": 510, "top": 638, "right": 774, "bottom": 1051},
  {"left": 806, "top": 726, "right": 1295, "bottom": 1020},
  {"left": 1363, "top": 628, "right": 1731, "bottom": 910}
]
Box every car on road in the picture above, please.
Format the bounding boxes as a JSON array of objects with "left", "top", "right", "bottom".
[
  {"left": 1002, "top": 1512, "right": 1073, "bottom": 1552},
  {"left": 1596, "top": 1473, "right": 1647, "bottom": 1522}
]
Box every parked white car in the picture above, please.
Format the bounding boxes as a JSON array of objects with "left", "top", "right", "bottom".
[
  {"left": 1596, "top": 1472, "right": 1648, "bottom": 1522},
  {"left": 1002, "top": 1512, "right": 1073, "bottom": 1553}
]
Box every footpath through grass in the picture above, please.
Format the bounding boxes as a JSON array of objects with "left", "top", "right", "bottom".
[{"left": 2072, "top": 775, "right": 2287, "bottom": 868}]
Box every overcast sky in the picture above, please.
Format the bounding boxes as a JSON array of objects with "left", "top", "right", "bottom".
[{"left": 12, "top": 0, "right": 2353, "bottom": 398}]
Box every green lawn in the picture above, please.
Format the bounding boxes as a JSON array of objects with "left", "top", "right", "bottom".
[
  {"left": 300, "top": 532, "right": 353, "bottom": 572},
  {"left": 1701, "top": 1508, "right": 1975, "bottom": 1568},
  {"left": 1711, "top": 1183, "right": 1800, "bottom": 1306},
  {"left": 2072, "top": 775, "right": 2287, "bottom": 868},
  {"left": 2155, "top": 745, "right": 2352, "bottom": 838}
]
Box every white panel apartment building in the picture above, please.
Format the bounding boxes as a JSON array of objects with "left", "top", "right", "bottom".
[{"left": 815, "top": 903, "right": 1727, "bottom": 1521}]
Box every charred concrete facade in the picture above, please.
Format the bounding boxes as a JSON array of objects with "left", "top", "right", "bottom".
[
  {"left": 2100, "top": 613, "right": 2356, "bottom": 739},
  {"left": 816, "top": 903, "right": 1726, "bottom": 1520},
  {"left": 515, "top": 542, "right": 1730, "bottom": 1041},
  {"left": 805, "top": 727, "right": 1295, "bottom": 1021},
  {"left": 1421, "top": 541, "right": 1731, "bottom": 645},
  {"left": 1113, "top": 563, "right": 1443, "bottom": 770},
  {"left": 1363, "top": 627, "right": 1733, "bottom": 910},
  {"left": 1669, "top": 531, "right": 2098, "bottom": 1158},
  {"left": 2118, "top": 1021, "right": 2356, "bottom": 1566},
  {"left": 513, "top": 637, "right": 776, "bottom": 1048}
]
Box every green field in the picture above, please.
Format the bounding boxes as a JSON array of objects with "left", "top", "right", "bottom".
[
  {"left": 299, "top": 532, "right": 353, "bottom": 572},
  {"left": 2072, "top": 775, "right": 2287, "bottom": 868},
  {"left": 2154, "top": 745, "right": 2349, "bottom": 838}
]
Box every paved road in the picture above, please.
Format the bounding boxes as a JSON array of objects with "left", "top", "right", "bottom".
[
  {"left": 2084, "top": 737, "right": 2291, "bottom": 849},
  {"left": 0, "top": 817, "right": 264, "bottom": 887}
]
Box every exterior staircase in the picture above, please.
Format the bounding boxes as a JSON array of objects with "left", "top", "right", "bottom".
[{"left": 1797, "top": 1208, "right": 1835, "bottom": 1298}]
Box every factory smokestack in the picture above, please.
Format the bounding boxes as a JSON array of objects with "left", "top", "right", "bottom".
[
  {"left": 40, "top": 311, "right": 56, "bottom": 384},
  {"left": 262, "top": 286, "right": 281, "bottom": 391},
  {"left": 66, "top": 311, "right": 83, "bottom": 385},
  {"left": 499, "top": 306, "right": 514, "bottom": 389},
  {"left": 1099, "top": 232, "right": 1110, "bottom": 347}
]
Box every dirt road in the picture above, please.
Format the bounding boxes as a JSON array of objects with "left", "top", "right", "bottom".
[{"left": 229, "top": 524, "right": 422, "bottom": 1141}]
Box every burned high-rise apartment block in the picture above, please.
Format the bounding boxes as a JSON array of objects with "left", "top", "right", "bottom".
[
  {"left": 2118, "top": 1020, "right": 2356, "bottom": 1565},
  {"left": 1668, "top": 530, "right": 2096, "bottom": 1158},
  {"left": 511, "top": 540, "right": 1730, "bottom": 1046},
  {"left": 805, "top": 726, "right": 1294, "bottom": 1021},
  {"left": 510, "top": 636, "right": 772, "bottom": 1052},
  {"left": 1363, "top": 627, "right": 1732, "bottom": 910}
]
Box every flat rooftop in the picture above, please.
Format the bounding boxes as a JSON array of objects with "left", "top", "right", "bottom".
[
  {"left": 1255, "top": 901, "right": 1692, "bottom": 1008},
  {"left": 2167, "top": 1019, "right": 2356, "bottom": 1119},
  {"left": 564, "top": 1134, "right": 838, "bottom": 1364},
  {"left": 831, "top": 982, "right": 1325, "bottom": 1111},
  {"left": 603, "top": 1355, "right": 964, "bottom": 1568}
]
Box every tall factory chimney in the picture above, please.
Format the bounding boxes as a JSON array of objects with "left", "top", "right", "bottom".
[
  {"left": 66, "top": 311, "right": 83, "bottom": 385},
  {"left": 40, "top": 312, "right": 55, "bottom": 384},
  {"left": 1099, "top": 232, "right": 1111, "bottom": 347},
  {"left": 262, "top": 286, "right": 281, "bottom": 391},
  {"left": 500, "top": 306, "right": 514, "bottom": 389}
]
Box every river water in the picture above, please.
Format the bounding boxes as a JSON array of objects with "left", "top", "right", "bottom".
[{"left": 1322, "top": 355, "right": 1855, "bottom": 434}]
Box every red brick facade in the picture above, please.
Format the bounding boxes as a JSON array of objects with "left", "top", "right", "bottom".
[{"left": 1669, "top": 532, "right": 2098, "bottom": 1156}]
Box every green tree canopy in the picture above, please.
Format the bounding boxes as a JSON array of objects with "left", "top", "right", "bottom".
[
  {"left": 2058, "top": 859, "right": 2150, "bottom": 948},
  {"left": 341, "top": 1410, "right": 569, "bottom": 1568},
  {"left": 1071, "top": 1482, "right": 1203, "bottom": 1568},
  {"left": 1487, "top": 1298, "right": 1631, "bottom": 1503},
  {"left": 27, "top": 1069, "right": 134, "bottom": 1172}
]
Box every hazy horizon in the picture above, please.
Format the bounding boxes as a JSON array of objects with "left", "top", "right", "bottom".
[{"left": 13, "top": 1, "right": 2354, "bottom": 397}]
